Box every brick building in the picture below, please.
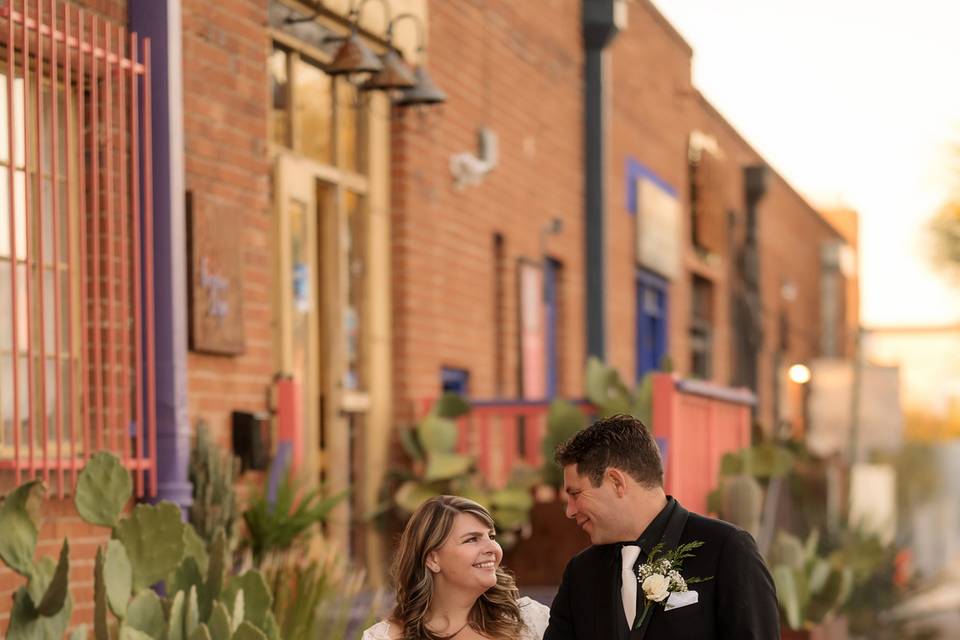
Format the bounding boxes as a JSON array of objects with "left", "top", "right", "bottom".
[{"left": 0, "top": 0, "right": 857, "bottom": 628}]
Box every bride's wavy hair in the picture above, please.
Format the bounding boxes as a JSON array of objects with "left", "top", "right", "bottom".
[{"left": 390, "top": 495, "right": 525, "bottom": 639}]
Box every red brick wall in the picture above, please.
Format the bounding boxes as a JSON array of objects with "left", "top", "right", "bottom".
[
  {"left": 391, "top": 0, "right": 585, "bottom": 419},
  {"left": 181, "top": 0, "right": 272, "bottom": 444}
]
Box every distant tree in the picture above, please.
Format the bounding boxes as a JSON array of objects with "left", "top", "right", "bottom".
[
  {"left": 928, "top": 200, "right": 960, "bottom": 278},
  {"left": 928, "top": 138, "right": 960, "bottom": 278}
]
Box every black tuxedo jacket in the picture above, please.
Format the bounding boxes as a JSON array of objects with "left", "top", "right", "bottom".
[{"left": 543, "top": 501, "right": 780, "bottom": 640}]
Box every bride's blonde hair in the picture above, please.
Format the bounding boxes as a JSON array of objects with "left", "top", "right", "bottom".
[{"left": 390, "top": 495, "right": 525, "bottom": 639}]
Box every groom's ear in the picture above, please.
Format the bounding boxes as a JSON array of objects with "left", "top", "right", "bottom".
[{"left": 607, "top": 468, "right": 629, "bottom": 497}]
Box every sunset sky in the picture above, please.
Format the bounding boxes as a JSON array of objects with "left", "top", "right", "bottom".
[{"left": 651, "top": 0, "right": 960, "bottom": 327}]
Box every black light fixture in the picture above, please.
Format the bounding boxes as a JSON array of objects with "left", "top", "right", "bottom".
[
  {"left": 326, "top": 0, "right": 396, "bottom": 76},
  {"left": 383, "top": 13, "right": 446, "bottom": 106},
  {"left": 360, "top": 48, "right": 415, "bottom": 90},
  {"left": 282, "top": 0, "right": 443, "bottom": 104}
]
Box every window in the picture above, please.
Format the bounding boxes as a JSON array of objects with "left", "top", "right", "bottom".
[
  {"left": 441, "top": 367, "right": 470, "bottom": 396},
  {"left": 492, "top": 234, "right": 505, "bottom": 395},
  {"left": 1, "top": 72, "right": 79, "bottom": 461},
  {"left": 0, "top": 3, "right": 156, "bottom": 496},
  {"left": 544, "top": 258, "right": 564, "bottom": 397},
  {"left": 690, "top": 275, "right": 714, "bottom": 379},
  {"left": 269, "top": 43, "right": 364, "bottom": 173}
]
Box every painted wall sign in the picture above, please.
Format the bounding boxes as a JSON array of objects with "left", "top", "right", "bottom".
[{"left": 188, "top": 193, "right": 245, "bottom": 355}]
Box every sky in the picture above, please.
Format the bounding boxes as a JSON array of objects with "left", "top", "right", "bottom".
[{"left": 650, "top": 0, "right": 960, "bottom": 327}]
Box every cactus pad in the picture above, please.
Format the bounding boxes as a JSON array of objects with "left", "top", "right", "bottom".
[
  {"left": 223, "top": 571, "right": 271, "bottom": 629},
  {"left": 231, "top": 622, "right": 268, "bottom": 640},
  {"left": 75, "top": 452, "right": 132, "bottom": 528},
  {"left": 115, "top": 502, "right": 186, "bottom": 590},
  {"left": 104, "top": 539, "right": 133, "bottom": 618},
  {"left": 0, "top": 480, "right": 45, "bottom": 576},
  {"left": 125, "top": 589, "right": 165, "bottom": 638},
  {"left": 208, "top": 602, "right": 232, "bottom": 640},
  {"left": 36, "top": 539, "right": 70, "bottom": 616}
]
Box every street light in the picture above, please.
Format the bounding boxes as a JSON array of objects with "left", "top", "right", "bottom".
[{"left": 788, "top": 363, "right": 811, "bottom": 384}]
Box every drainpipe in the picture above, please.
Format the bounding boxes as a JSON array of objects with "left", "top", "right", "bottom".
[
  {"left": 129, "top": 0, "right": 192, "bottom": 514},
  {"left": 583, "top": 0, "right": 625, "bottom": 360},
  {"left": 742, "top": 163, "right": 768, "bottom": 400}
]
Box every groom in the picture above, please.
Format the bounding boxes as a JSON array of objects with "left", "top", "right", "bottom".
[{"left": 543, "top": 414, "right": 779, "bottom": 639}]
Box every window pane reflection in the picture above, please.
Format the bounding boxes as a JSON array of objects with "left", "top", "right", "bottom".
[
  {"left": 336, "top": 78, "right": 360, "bottom": 172},
  {"left": 270, "top": 47, "right": 289, "bottom": 148},
  {"left": 293, "top": 57, "right": 332, "bottom": 164}
]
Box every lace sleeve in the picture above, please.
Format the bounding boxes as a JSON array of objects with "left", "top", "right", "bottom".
[
  {"left": 361, "top": 621, "right": 392, "bottom": 640},
  {"left": 519, "top": 596, "right": 551, "bottom": 640}
]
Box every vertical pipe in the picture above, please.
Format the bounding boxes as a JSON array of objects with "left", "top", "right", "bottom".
[
  {"left": 7, "top": 0, "right": 21, "bottom": 484},
  {"left": 142, "top": 37, "right": 157, "bottom": 496},
  {"left": 582, "top": 1, "right": 622, "bottom": 362},
  {"left": 130, "top": 31, "right": 144, "bottom": 495},
  {"left": 48, "top": 0, "right": 63, "bottom": 495},
  {"left": 131, "top": 0, "right": 190, "bottom": 507}
]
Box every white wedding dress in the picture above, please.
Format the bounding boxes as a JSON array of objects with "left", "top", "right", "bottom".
[{"left": 361, "top": 596, "right": 550, "bottom": 640}]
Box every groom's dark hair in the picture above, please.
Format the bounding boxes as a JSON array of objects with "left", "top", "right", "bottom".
[{"left": 554, "top": 414, "right": 663, "bottom": 488}]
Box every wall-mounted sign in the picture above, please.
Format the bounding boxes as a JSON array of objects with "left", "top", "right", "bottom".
[
  {"left": 627, "top": 158, "right": 681, "bottom": 280},
  {"left": 636, "top": 174, "right": 681, "bottom": 280},
  {"left": 188, "top": 192, "right": 245, "bottom": 355}
]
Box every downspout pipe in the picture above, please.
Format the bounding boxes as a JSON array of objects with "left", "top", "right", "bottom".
[
  {"left": 129, "top": 0, "right": 193, "bottom": 514},
  {"left": 583, "top": 0, "right": 624, "bottom": 361}
]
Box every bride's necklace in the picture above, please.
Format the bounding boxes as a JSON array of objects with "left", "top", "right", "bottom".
[{"left": 429, "top": 619, "right": 469, "bottom": 639}]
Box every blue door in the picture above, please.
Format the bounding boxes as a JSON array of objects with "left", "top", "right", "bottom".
[{"left": 636, "top": 270, "right": 668, "bottom": 379}]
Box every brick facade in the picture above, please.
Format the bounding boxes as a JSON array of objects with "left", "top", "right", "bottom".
[
  {"left": 0, "top": 0, "right": 857, "bottom": 629},
  {"left": 391, "top": 0, "right": 586, "bottom": 418},
  {"left": 181, "top": 0, "right": 273, "bottom": 445},
  {"left": 392, "top": 0, "right": 854, "bottom": 431}
]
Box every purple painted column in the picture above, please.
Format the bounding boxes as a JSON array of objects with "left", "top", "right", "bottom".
[{"left": 129, "top": 0, "right": 192, "bottom": 513}]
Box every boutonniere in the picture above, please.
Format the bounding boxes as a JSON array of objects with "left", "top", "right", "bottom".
[{"left": 634, "top": 541, "right": 712, "bottom": 629}]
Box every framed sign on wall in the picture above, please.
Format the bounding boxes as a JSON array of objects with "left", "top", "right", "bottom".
[{"left": 187, "top": 191, "right": 246, "bottom": 355}]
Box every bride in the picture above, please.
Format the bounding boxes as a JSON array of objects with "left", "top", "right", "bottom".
[{"left": 362, "top": 495, "right": 549, "bottom": 639}]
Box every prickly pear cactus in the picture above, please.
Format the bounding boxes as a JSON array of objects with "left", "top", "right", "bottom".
[
  {"left": 115, "top": 502, "right": 186, "bottom": 591},
  {"left": 0, "top": 480, "right": 45, "bottom": 576},
  {"left": 231, "top": 622, "right": 268, "bottom": 640},
  {"left": 94, "top": 546, "right": 110, "bottom": 640},
  {"left": 719, "top": 474, "right": 763, "bottom": 539},
  {"left": 222, "top": 571, "right": 272, "bottom": 630},
  {"left": 125, "top": 590, "right": 165, "bottom": 638},
  {"left": 207, "top": 602, "right": 232, "bottom": 640},
  {"left": 8, "top": 584, "right": 74, "bottom": 640},
  {"left": 0, "top": 478, "right": 75, "bottom": 640},
  {"left": 36, "top": 540, "right": 70, "bottom": 616},
  {"left": 75, "top": 451, "right": 133, "bottom": 528},
  {"left": 104, "top": 539, "right": 133, "bottom": 618},
  {"left": 189, "top": 422, "right": 239, "bottom": 548}
]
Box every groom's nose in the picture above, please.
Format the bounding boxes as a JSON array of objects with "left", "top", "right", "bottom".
[{"left": 564, "top": 497, "right": 577, "bottom": 519}]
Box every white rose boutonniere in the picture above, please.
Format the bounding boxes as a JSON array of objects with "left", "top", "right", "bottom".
[{"left": 634, "top": 541, "right": 712, "bottom": 629}]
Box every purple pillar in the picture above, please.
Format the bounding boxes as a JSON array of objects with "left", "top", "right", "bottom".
[{"left": 129, "top": 0, "right": 192, "bottom": 513}]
